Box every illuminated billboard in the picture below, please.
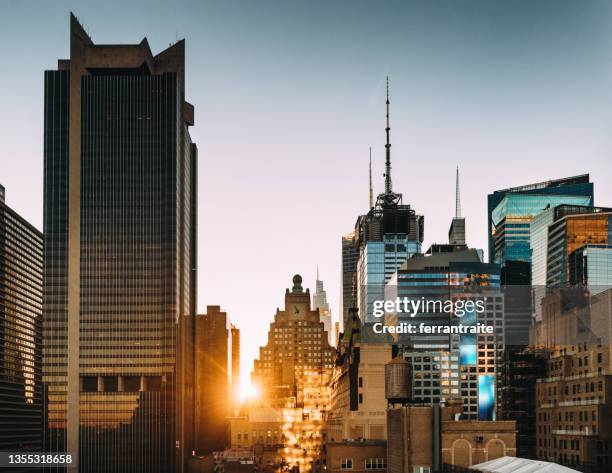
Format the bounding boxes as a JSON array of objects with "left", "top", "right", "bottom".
[{"left": 478, "top": 374, "right": 495, "bottom": 421}]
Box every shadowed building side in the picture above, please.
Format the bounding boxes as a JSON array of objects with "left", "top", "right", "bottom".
[{"left": 43, "top": 13, "right": 197, "bottom": 473}]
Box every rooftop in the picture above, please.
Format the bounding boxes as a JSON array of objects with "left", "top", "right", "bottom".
[{"left": 472, "top": 456, "right": 580, "bottom": 473}]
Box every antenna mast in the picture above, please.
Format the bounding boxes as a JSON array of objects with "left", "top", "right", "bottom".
[
  {"left": 369, "top": 148, "right": 374, "bottom": 209},
  {"left": 455, "top": 166, "right": 461, "bottom": 218},
  {"left": 384, "top": 76, "right": 392, "bottom": 194}
]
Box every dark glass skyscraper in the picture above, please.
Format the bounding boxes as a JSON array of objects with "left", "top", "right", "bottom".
[
  {"left": 487, "top": 174, "right": 594, "bottom": 268},
  {"left": 0, "top": 186, "right": 44, "bottom": 469},
  {"left": 43, "top": 15, "right": 197, "bottom": 473}
]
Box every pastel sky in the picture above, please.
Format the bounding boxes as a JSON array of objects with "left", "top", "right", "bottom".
[{"left": 1, "top": 0, "right": 611, "bottom": 383}]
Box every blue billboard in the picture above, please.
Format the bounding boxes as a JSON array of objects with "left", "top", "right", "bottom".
[{"left": 478, "top": 374, "right": 495, "bottom": 421}]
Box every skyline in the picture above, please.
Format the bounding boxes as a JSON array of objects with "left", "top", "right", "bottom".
[{"left": 2, "top": 0, "right": 612, "bottom": 381}]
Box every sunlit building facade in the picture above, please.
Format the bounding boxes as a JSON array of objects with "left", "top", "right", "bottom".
[
  {"left": 569, "top": 245, "right": 612, "bottom": 293},
  {"left": 195, "top": 306, "right": 240, "bottom": 454},
  {"left": 487, "top": 174, "right": 593, "bottom": 265},
  {"left": 247, "top": 275, "right": 335, "bottom": 472},
  {"left": 547, "top": 210, "right": 612, "bottom": 288},
  {"left": 0, "top": 186, "right": 44, "bottom": 461},
  {"left": 388, "top": 249, "right": 503, "bottom": 419},
  {"left": 43, "top": 15, "right": 197, "bottom": 473}
]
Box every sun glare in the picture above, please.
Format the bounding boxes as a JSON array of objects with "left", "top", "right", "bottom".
[{"left": 239, "top": 381, "right": 260, "bottom": 402}]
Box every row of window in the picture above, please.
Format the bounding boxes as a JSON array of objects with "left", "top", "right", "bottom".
[{"left": 340, "top": 458, "right": 386, "bottom": 470}]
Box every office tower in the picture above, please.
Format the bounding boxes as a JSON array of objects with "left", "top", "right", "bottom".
[
  {"left": 381, "top": 177, "right": 502, "bottom": 419},
  {"left": 534, "top": 289, "right": 612, "bottom": 468},
  {"left": 236, "top": 276, "right": 334, "bottom": 472},
  {"left": 252, "top": 275, "right": 334, "bottom": 407},
  {"left": 355, "top": 80, "right": 424, "bottom": 324},
  {"left": 43, "top": 15, "right": 197, "bottom": 473},
  {"left": 531, "top": 204, "right": 611, "bottom": 322},
  {"left": 0, "top": 186, "right": 44, "bottom": 461},
  {"left": 341, "top": 233, "right": 359, "bottom": 332},
  {"left": 195, "top": 306, "right": 239, "bottom": 454},
  {"left": 313, "top": 267, "right": 333, "bottom": 344},
  {"left": 448, "top": 167, "right": 466, "bottom": 246},
  {"left": 547, "top": 208, "right": 612, "bottom": 289},
  {"left": 389, "top": 249, "right": 503, "bottom": 419},
  {"left": 570, "top": 245, "right": 612, "bottom": 292},
  {"left": 487, "top": 174, "right": 593, "bottom": 267}
]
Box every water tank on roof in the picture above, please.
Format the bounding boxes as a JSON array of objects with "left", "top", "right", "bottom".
[{"left": 385, "top": 356, "right": 412, "bottom": 403}]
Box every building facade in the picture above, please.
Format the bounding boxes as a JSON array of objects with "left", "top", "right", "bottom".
[
  {"left": 341, "top": 233, "right": 360, "bottom": 334},
  {"left": 195, "top": 306, "right": 240, "bottom": 454},
  {"left": 388, "top": 250, "right": 503, "bottom": 419},
  {"left": 0, "top": 186, "right": 44, "bottom": 465},
  {"left": 386, "top": 402, "right": 516, "bottom": 473},
  {"left": 43, "top": 15, "right": 197, "bottom": 473},
  {"left": 243, "top": 275, "right": 335, "bottom": 472},
  {"left": 487, "top": 174, "right": 593, "bottom": 266},
  {"left": 534, "top": 289, "right": 612, "bottom": 470},
  {"left": 326, "top": 440, "right": 387, "bottom": 473},
  {"left": 569, "top": 245, "right": 612, "bottom": 293},
  {"left": 547, "top": 209, "right": 612, "bottom": 289},
  {"left": 328, "top": 312, "right": 391, "bottom": 442}
]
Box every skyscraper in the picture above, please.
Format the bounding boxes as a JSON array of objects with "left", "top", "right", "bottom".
[
  {"left": 313, "top": 267, "right": 333, "bottom": 344},
  {"left": 487, "top": 175, "right": 594, "bottom": 267},
  {"left": 355, "top": 79, "right": 424, "bottom": 324},
  {"left": 251, "top": 275, "right": 334, "bottom": 408},
  {"left": 240, "top": 275, "right": 334, "bottom": 472},
  {"left": 546, "top": 208, "right": 612, "bottom": 289},
  {"left": 384, "top": 174, "right": 503, "bottom": 420},
  {"left": 340, "top": 232, "right": 359, "bottom": 333},
  {"left": 0, "top": 186, "right": 44, "bottom": 462},
  {"left": 43, "top": 15, "right": 197, "bottom": 473},
  {"left": 195, "top": 306, "right": 240, "bottom": 455}
]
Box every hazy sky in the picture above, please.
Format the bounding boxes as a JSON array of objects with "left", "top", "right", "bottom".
[{"left": 1, "top": 0, "right": 611, "bottom": 383}]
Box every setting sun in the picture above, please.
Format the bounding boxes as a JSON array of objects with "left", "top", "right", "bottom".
[{"left": 238, "top": 381, "right": 260, "bottom": 402}]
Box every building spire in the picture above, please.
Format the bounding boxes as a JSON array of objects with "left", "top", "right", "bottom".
[
  {"left": 316, "top": 264, "right": 320, "bottom": 281},
  {"left": 369, "top": 147, "right": 374, "bottom": 209},
  {"left": 384, "top": 76, "right": 392, "bottom": 194},
  {"left": 455, "top": 166, "right": 461, "bottom": 218}
]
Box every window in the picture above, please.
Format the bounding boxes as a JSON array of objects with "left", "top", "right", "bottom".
[
  {"left": 365, "top": 458, "right": 386, "bottom": 470},
  {"left": 358, "top": 393, "right": 363, "bottom": 403},
  {"left": 413, "top": 467, "right": 430, "bottom": 473},
  {"left": 341, "top": 459, "right": 353, "bottom": 469}
]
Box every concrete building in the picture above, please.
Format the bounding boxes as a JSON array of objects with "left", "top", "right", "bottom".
[
  {"left": 534, "top": 289, "right": 612, "bottom": 470},
  {"left": 341, "top": 233, "right": 360, "bottom": 333},
  {"left": 327, "top": 440, "right": 387, "bottom": 473},
  {"left": 328, "top": 312, "right": 391, "bottom": 441},
  {"left": 251, "top": 275, "right": 334, "bottom": 409},
  {"left": 195, "top": 306, "right": 240, "bottom": 454},
  {"left": 0, "top": 185, "right": 44, "bottom": 456},
  {"left": 238, "top": 275, "right": 335, "bottom": 472},
  {"left": 387, "top": 401, "right": 516, "bottom": 473},
  {"left": 42, "top": 14, "right": 197, "bottom": 473}
]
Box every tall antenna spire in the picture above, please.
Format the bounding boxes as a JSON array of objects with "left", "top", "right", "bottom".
[
  {"left": 369, "top": 147, "right": 374, "bottom": 209},
  {"left": 455, "top": 166, "right": 461, "bottom": 218},
  {"left": 384, "top": 76, "right": 392, "bottom": 194},
  {"left": 316, "top": 264, "right": 320, "bottom": 281}
]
